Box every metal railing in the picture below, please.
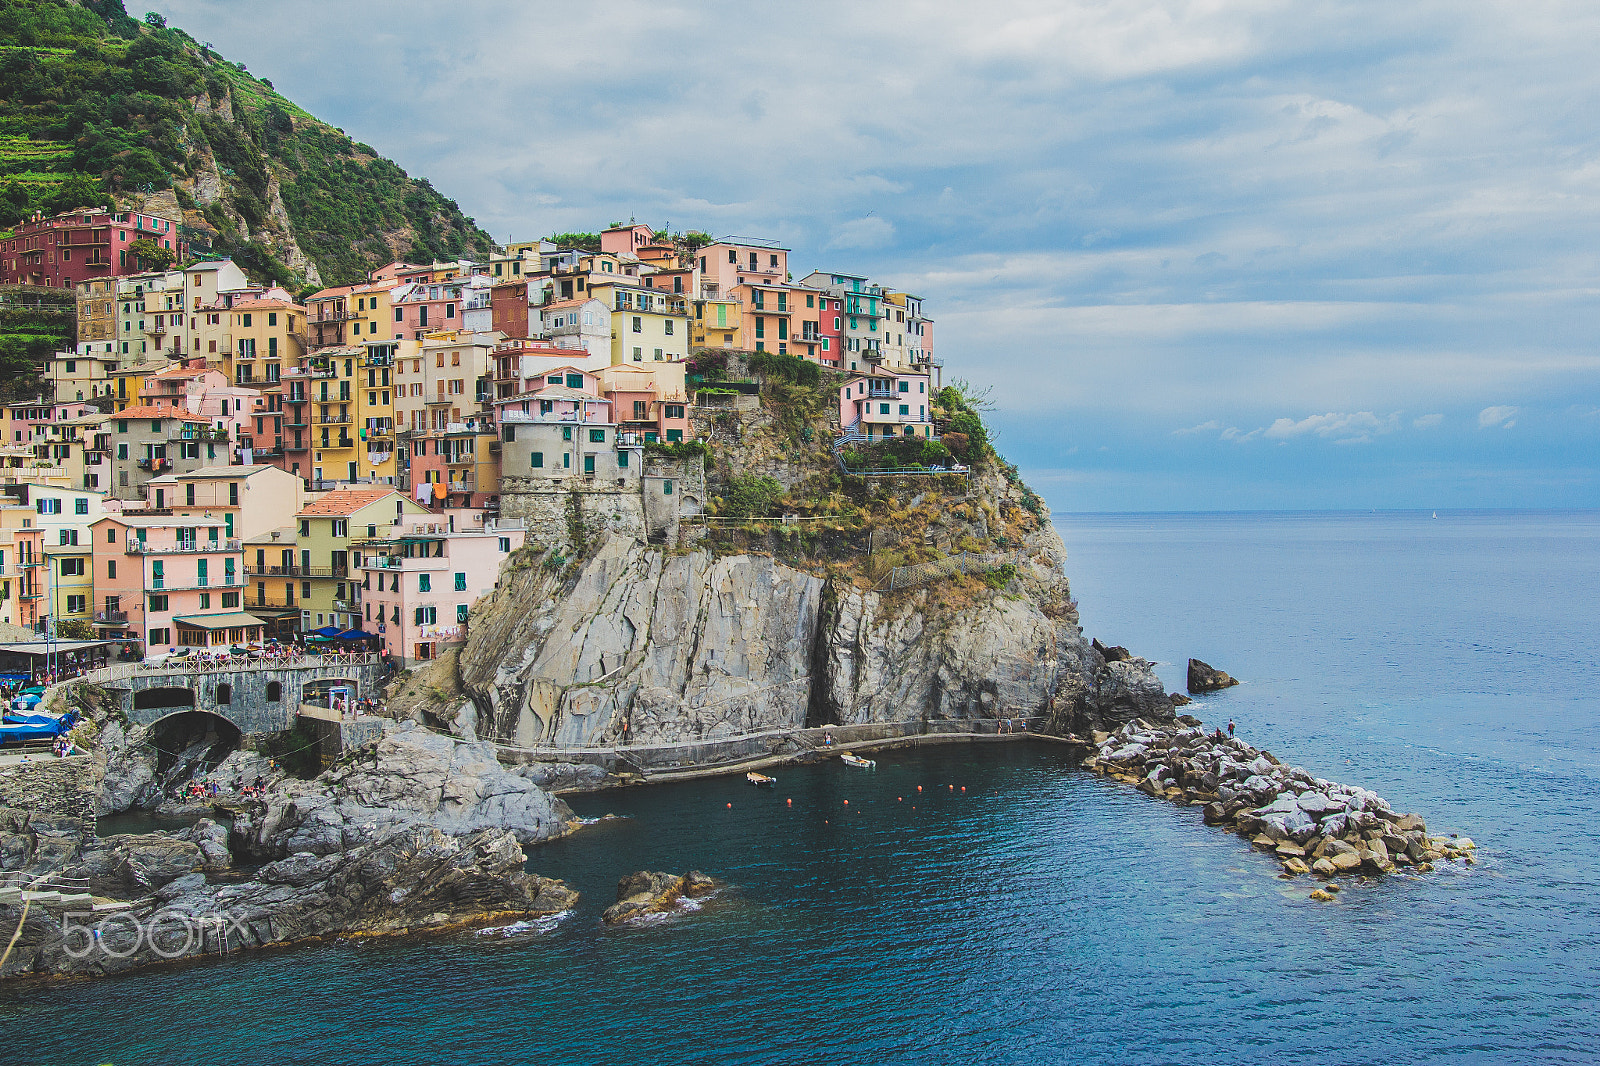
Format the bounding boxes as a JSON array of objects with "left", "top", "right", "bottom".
[{"left": 125, "top": 539, "right": 241, "bottom": 554}]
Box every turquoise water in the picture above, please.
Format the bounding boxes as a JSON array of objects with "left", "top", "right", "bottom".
[{"left": 5, "top": 510, "right": 1599, "bottom": 1065}]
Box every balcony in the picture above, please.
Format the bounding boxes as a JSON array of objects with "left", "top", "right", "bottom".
[
  {"left": 317, "top": 414, "right": 352, "bottom": 425},
  {"left": 244, "top": 564, "right": 342, "bottom": 579},
  {"left": 94, "top": 609, "right": 128, "bottom": 623},
  {"left": 171, "top": 427, "right": 229, "bottom": 442},
  {"left": 136, "top": 457, "right": 173, "bottom": 472},
  {"left": 312, "top": 308, "right": 355, "bottom": 323},
  {"left": 125, "top": 539, "right": 242, "bottom": 554},
  {"left": 331, "top": 598, "right": 354, "bottom": 612},
  {"left": 446, "top": 481, "right": 473, "bottom": 494}
]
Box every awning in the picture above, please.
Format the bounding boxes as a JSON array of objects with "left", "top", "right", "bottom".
[
  {"left": 309, "top": 625, "right": 344, "bottom": 638},
  {"left": 172, "top": 612, "right": 268, "bottom": 630},
  {"left": 335, "top": 628, "right": 375, "bottom": 640},
  {"left": 0, "top": 641, "right": 114, "bottom": 655}
]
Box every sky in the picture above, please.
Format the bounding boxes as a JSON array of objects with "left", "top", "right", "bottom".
[{"left": 159, "top": 0, "right": 1600, "bottom": 511}]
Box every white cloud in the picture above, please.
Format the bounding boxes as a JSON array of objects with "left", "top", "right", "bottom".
[
  {"left": 1413, "top": 413, "right": 1444, "bottom": 428},
  {"left": 1261, "top": 411, "right": 1401, "bottom": 444},
  {"left": 1174, "top": 419, "right": 1223, "bottom": 435},
  {"left": 1478, "top": 405, "right": 1520, "bottom": 429},
  {"left": 826, "top": 216, "right": 896, "bottom": 251}
]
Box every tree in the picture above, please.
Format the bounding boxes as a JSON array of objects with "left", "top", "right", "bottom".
[
  {"left": 143, "top": 12, "right": 166, "bottom": 28},
  {"left": 130, "top": 237, "right": 177, "bottom": 268},
  {"left": 56, "top": 618, "right": 95, "bottom": 641}
]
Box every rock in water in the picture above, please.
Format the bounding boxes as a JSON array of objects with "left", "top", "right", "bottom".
[
  {"left": 602, "top": 870, "right": 717, "bottom": 924},
  {"left": 1187, "top": 658, "right": 1240, "bottom": 694}
]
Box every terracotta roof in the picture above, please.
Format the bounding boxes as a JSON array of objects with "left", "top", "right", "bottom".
[
  {"left": 542, "top": 298, "right": 598, "bottom": 310},
  {"left": 113, "top": 405, "right": 205, "bottom": 421},
  {"left": 297, "top": 487, "right": 400, "bottom": 517},
  {"left": 154, "top": 366, "right": 212, "bottom": 379}
]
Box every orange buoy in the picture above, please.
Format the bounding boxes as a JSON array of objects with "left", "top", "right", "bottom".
[
  {"left": 961, "top": 786, "right": 966, "bottom": 792},
  {"left": 917, "top": 785, "right": 923, "bottom": 792},
  {"left": 727, "top": 803, "right": 732, "bottom": 808},
  {"left": 898, "top": 797, "right": 903, "bottom": 802},
  {"left": 787, "top": 798, "right": 792, "bottom": 806},
  {"left": 948, "top": 784, "right": 954, "bottom": 790},
  {"left": 843, "top": 799, "right": 849, "bottom": 805}
]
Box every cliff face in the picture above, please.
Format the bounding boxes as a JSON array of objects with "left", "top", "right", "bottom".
[{"left": 397, "top": 514, "right": 1172, "bottom": 752}]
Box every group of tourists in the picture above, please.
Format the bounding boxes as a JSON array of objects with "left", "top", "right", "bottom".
[{"left": 176, "top": 772, "right": 273, "bottom": 802}]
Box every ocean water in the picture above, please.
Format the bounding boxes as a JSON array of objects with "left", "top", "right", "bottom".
[{"left": 5, "top": 510, "right": 1599, "bottom": 1065}]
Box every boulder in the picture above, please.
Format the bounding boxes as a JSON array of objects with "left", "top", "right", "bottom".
[
  {"left": 1187, "top": 658, "right": 1240, "bottom": 694},
  {"left": 1311, "top": 858, "right": 1338, "bottom": 878},
  {"left": 601, "top": 870, "right": 715, "bottom": 925},
  {"left": 1281, "top": 857, "right": 1311, "bottom": 876},
  {"left": 1309, "top": 889, "right": 1335, "bottom": 902},
  {"left": 1202, "top": 802, "right": 1229, "bottom": 825},
  {"left": 1330, "top": 851, "right": 1362, "bottom": 872},
  {"left": 1092, "top": 638, "right": 1132, "bottom": 663},
  {"left": 1394, "top": 813, "right": 1427, "bottom": 833}
]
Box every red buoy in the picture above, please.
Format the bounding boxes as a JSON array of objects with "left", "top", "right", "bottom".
[{"left": 726, "top": 803, "right": 732, "bottom": 808}]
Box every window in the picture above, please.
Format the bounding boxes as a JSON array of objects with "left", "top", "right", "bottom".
[
  {"left": 498, "top": 537, "right": 510, "bottom": 552},
  {"left": 880, "top": 403, "right": 891, "bottom": 415},
  {"left": 59, "top": 558, "right": 85, "bottom": 577},
  {"left": 107, "top": 528, "right": 116, "bottom": 543},
  {"left": 563, "top": 452, "right": 571, "bottom": 469},
  {"left": 414, "top": 605, "right": 437, "bottom": 625},
  {"left": 216, "top": 684, "right": 231, "bottom": 705},
  {"left": 266, "top": 681, "right": 282, "bottom": 702},
  {"left": 566, "top": 373, "right": 584, "bottom": 389},
  {"left": 66, "top": 594, "right": 85, "bottom": 614},
  {"left": 457, "top": 604, "right": 469, "bottom": 623},
  {"left": 632, "top": 316, "right": 642, "bottom": 333},
  {"left": 332, "top": 519, "right": 347, "bottom": 537},
  {"left": 36, "top": 498, "right": 59, "bottom": 515},
  {"left": 900, "top": 404, "right": 910, "bottom": 416},
  {"left": 419, "top": 573, "right": 431, "bottom": 592},
  {"left": 584, "top": 454, "right": 596, "bottom": 475},
  {"left": 199, "top": 592, "right": 211, "bottom": 609},
  {"left": 617, "top": 450, "right": 629, "bottom": 469},
  {"left": 589, "top": 429, "right": 605, "bottom": 443},
  {"left": 107, "top": 560, "right": 116, "bottom": 579},
  {"left": 664, "top": 320, "right": 674, "bottom": 336},
  {"left": 531, "top": 451, "right": 544, "bottom": 468},
  {"left": 242, "top": 314, "right": 252, "bottom": 327},
  {"left": 663, "top": 480, "right": 673, "bottom": 495},
  {"left": 665, "top": 404, "right": 685, "bottom": 419},
  {"left": 562, "top": 426, "right": 572, "bottom": 441},
  {"left": 222, "top": 591, "right": 239, "bottom": 608},
  {"left": 899, "top": 381, "right": 910, "bottom": 393},
  {"left": 74, "top": 498, "right": 88, "bottom": 515},
  {"left": 148, "top": 627, "right": 170, "bottom": 645},
  {"left": 454, "top": 572, "right": 467, "bottom": 591},
  {"left": 148, "top": 594, "right": 168, "bottom": 612}
]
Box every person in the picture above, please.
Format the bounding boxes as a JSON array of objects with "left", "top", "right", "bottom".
[
  {"left": 824, "top": 730, "right": 834, "bottom": 747},
  {"left": 1227, "top": 718, "right": 1235, "bottom": 737}
]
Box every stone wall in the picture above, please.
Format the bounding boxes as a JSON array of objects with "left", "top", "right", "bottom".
[
  {"left": 499, "top": 456, "right": 705, "bottom": 551},
  {"left": 0, "top": 756, "right": 97, "bottom": 834},
  {"left": 120, "top": 662, "right": 385, "bottom": 735}
]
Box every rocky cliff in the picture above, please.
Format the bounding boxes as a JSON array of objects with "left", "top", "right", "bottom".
[{"left": 395, "top": 505, "right": 1174, "bottom": 754}]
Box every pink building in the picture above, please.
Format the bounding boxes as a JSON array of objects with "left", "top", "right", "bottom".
[
  {"left": 1, "top": 208, "right": 186, "bottom": 288},
  {"left": 91, "top": 513, "right": 259, "bottom": 656},
  {"left": 837, "top": 370, "right": 935, "bottom": 440},
  {"left": 696, "top": 238, "right": 789, "bottom": 301},
  {"left": 358, "top": 514, "right": 525, "bottom": 664},
  {"left": 5, "top": 401, "right": 100, "bottom": 446}
]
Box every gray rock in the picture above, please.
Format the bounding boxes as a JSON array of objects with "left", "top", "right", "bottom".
[{"left": 1187, "top": 658, "right": 1240, "bottom": 694}]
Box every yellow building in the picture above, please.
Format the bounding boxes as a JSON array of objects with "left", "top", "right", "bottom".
[
  {"left": 43, "top": 349, "right": 119, "bottom": 403},
  {"left": 192, "top": 296, "right": 306, "bottom": 390},
  {"left": 691, "top": 296, "right": 745, "bottom": 350},
  {"left": 586, "top": 279, "right": 690, "bottom": 365},
  {"left": 306, "top": 280, "right": 395, "bottom": 350},
  {"left": 294, "top": 344, "right": 399, "bottom": 487},
  {"left": 293, "top": 486, "right": 429, "bottom": 633}
]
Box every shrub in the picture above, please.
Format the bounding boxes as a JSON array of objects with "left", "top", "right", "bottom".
[
  {"left": 721, "top": 473, "right": 785, "bottom": 519},
  {"left": 983, "top": 563, "right": 1017, "bottom": 590},
  {"left": 748, "top": 349, "right": 820, "bottom": 386}
]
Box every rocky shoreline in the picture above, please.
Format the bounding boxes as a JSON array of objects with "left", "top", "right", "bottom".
[
  {"left": 1084, "top": 719, "right": 1476, "bottom": 890},
  {"left": 0, "top": 723, "right": 579, "bottom": 980}
]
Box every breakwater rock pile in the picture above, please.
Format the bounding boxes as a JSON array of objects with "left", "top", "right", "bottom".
[
  {"left": 1084, "top": 720, "right": 1476, "bottom": 883},
  {"left": 0, "top": 724, "right": 579, "bottom": 980}
]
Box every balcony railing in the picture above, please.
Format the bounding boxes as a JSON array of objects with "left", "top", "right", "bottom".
[
  {"left": 172, "top": 427, "right": 229, "bottom": 442},
  {"left": 243, "top": 564, "right": 345, "bottom": 578},
  {"left": 317, "top": 413, "right": 352, "bottom": 425},
  {"left": 94, "top": 609, "right": 129, "bottom": 623},
  {"left": 126, "top": 539, "right": 241, "bottom": 554}
]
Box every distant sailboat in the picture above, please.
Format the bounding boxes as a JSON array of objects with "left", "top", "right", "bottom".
[{"left": 1432, "top": 511, "right": 1438, "bottom": 519}]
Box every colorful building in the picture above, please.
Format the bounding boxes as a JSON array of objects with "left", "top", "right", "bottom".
[
  {"left": 837, "top": 369, "right": 936, "bottom": 440},
  {"left": 0, "top": 207, "right": 186, "bottom": 289},
  {"left": 290, "top": 487, "right": 430, "bottom": 634},
  {"left": 90, "top": 513, "right": 256, "bottom": 655},
  {"left": 357, "top": 513, "right": 525, "bottom": 665}
]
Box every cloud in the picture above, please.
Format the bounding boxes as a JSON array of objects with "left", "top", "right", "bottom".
[
  {"left": 1260, "top": 411, "right": 1401, "bottom": 444},
  {"left": 1478, "top": 405, "right": 1520, "bottom": 429},
  {"left": 157, "top": 0, "right": 1600, "bottom": 508},
  {"left": 826, "top": 216, "right": 896, "bottom": 250}
]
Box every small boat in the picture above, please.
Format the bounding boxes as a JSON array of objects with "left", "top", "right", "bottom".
[
  {"left": 840, "top": 753, "right": 876, "bottom": 769},
  {"left": 746, "top": 772, "right": 776, "bottom": 787}
]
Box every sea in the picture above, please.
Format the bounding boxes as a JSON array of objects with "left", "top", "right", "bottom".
[{"left": 4, "top": 510, "right": 1598, "bottom": 1065}]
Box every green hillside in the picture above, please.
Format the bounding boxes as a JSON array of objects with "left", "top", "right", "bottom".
[{"left": 0, "top": 0, "right": 495, "bottom": 286}]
